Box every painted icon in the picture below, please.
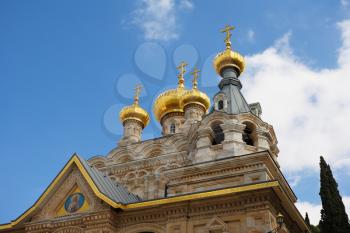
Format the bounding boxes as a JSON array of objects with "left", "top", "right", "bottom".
[{"left": 64, "top": 193, "right": 84, "bottom": 213}]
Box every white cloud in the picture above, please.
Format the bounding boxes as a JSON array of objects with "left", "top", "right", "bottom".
[
  {"left": 243, "top": 20, "right": 350, "bottom": 172},
  {"left": 179, "top": 0, "right": 193, "bottom": 10},
  {"left": 247, "top": 29, "right": 255, "bottom": 42},
  {"left": 296, "top": 201, "right": 322, "bottom": 225},
  {"left": 296, "top": 196, "right": 350, "bottom": 225},
  {"left": 341, "top": 0, "right": 349, "bottom": 7},
  {"left": 287, "top": 174, "right": 301, "bottom": 187},
  {"left": 129, "top": 0, "right": 193, "bottom": 41}
]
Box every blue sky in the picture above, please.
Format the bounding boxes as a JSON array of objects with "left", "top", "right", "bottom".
[{"left": 1, "top": 0, "right": 350, "bottom": 225}]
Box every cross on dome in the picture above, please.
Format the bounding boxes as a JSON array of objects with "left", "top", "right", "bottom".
[
  {"left": 221, "top": 24, "right": 235, "bottom": 49},
  {"left": 176, "top": 61, "right": 188, "bottom": 88},
  {"left": 190, "top": 67, "right": 200, "bottom": 90},
  {"left": 133, "top": 84, "right": 142, "bottom": 105}
]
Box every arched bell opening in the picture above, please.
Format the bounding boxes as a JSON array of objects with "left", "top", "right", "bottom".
[
  {"left": 242, "top": 121, "right": 256, "bottom": 146},
  {"left": 211, "top": 121, "right": 225, "bottom": 145}
]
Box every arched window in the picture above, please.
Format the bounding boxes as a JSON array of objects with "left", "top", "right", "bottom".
[
  {"left": 169, "top": 123, "right": 176, "bottom": 134},
  {"left": 242, "top": 122, "right": 255, "bottom": 146},
  {"left": 211, "top": 122, "right": 224, "bottom": 145},
  {"left": 218, "top": 100, "right": 224, "bottom": 110}
]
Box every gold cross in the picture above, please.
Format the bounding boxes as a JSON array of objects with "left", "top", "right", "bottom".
[
  {"left": 221, "top": 24, "right": 235, "bottom": 48},
  {"left": 134, "top": 84, "right": 142, "bottom": 105},
  {"left": 176, "top": 61, "right": 187, "bottom": 88},
  {"left": 190, "top": 67, "right": 200, "bottom": 89},
  {"left": 176, "top": 61, "right": 188, "bottom": 76}
]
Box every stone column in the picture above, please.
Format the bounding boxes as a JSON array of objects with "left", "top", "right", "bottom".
[
  {"left": 221, "top": 119, "right": 246, "bottom": 154},
  {"left": 255, "top": 129, "right": 270, "bottom": 151},
  {"left": 194, "top": 127, "right": 214, "bottom": 163}
]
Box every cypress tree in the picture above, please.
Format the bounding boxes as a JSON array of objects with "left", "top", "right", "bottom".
[
  {"left": 319, "top": 156, "right": 350, "bottom": 233},
  {"left": 305, "top": 212, "right": 311, "bottom": 226},
  {"left": 305, "top": 212, "right": 320, "bottom": 233}
]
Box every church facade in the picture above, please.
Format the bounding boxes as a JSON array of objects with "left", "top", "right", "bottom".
[{"left": 0, "top": 26, "right": 310, "bottom": 233}]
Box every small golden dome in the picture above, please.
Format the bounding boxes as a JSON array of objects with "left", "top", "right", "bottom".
[
  {"left": 213, "top": 49, "right": 245, "bottom": 75},
  {"left": 119, "top": 104, "right": 150, "bottom": 128},
  {"left": 153, "top": 61, "right": 188, "bottom": 122},
  {"left": 119, "top": 85, "right": 150, "bottom": 128},
  {"left": 213, "top": 24, "right": 245, "bottom": 76},
  {"left": 153, "top": 87, "right": 186, "bottom": 122},
  {"left": 182, "top": 89, "right": 210, "bottom": 112},
  {"left": 181, "top": 67, "right": 210, "bottom": 112}
]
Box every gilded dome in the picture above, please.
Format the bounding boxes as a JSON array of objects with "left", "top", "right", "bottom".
[
  {"left": 182, "top": 89, "right": 210, "bottom": 112},
  {"left": 153, "top": 61, "right": 188, "bottom": 122},
  {"left": 213, "top": 49, "right": 245, "bottom": 76},
  {"left": 119, "top": 85, "right": 150, "bottom": 128},
  {"left": 153, "top": 87, "right": 186, "bottom": 122},
  {"left": 119, "top": 104, "right": 150, "bottom": 128},
  {"left": 181, "top": 67, "right": 210, "bottom": 112},
  {"left": 213, "top": 24, "right": 245, "bottom": 76}
]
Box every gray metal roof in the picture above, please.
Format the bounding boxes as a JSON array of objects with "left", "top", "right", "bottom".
[
  {"left": 214, "top": 68, "right": 252, "bottom": 115},
  {"left": 77, "top": 155, "right": 141, "bottom": 204}
]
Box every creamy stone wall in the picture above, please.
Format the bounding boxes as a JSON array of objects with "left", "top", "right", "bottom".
[{"left": 89, "top": 111, "right": 280, "bottom": 201}]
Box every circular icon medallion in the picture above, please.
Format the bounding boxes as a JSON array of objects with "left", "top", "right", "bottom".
[{"left": 64, "top": 193, "right": 84, "bottom": 213}]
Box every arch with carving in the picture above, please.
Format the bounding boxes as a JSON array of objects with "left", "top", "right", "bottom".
[
  {"left": 118, "top": 223, "right": 166, "bottom": 233},
  {"left": 139, "top": 142, "right": 163, "bottom": 159},
  {"left": 200, "top": 111, "right": 231, "bottom": 127},
  {"left": 109, "top": 148, "right": 135, "bottom": 163},
  {"left": 88, "top": 156, "right": 107, "bottom": 168},
  {"left": 53, "top": 226, "right": 83, "bottom": 233}
]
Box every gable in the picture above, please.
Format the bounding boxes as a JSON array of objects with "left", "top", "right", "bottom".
[
  {"left": 0, "top": 154, "right": 139, "bottom": 230},
  {"left": 33, "top": 166, "right": 102, "bottom": 221}
]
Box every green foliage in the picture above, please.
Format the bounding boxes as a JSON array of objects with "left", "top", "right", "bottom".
[
  {"left": 310, "top": 225, "right": 320, "bottom": 233},
  {"left": 305, "top": 212, "right": 311, "bottom": 226},
  {"left": 305, "top": 212, "right": 320, "bottom": 233},
  {"left": 319, "top": 156, "right": 350, "bottom": 233}
]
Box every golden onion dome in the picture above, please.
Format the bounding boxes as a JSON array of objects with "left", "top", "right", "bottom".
[
  {"left": 213, "top": 49, "right": 245, "bottom": 76},
  {"left": 153, "top": 61, "right": 188, "bottom": 122},
  {"left": 153, "top": 87, "right": 186, "bottom": 122},
  {"left": 181, "top": 67, "right": 210, "bottom": 112},
  {"left": 119, "top": 85, "right": 150, "bottom": 128},
  {"left": 213, "top": 25, "right": 245, "bottom": 76}
]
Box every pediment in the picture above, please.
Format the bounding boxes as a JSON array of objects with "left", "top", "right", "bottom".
[
  {"left": 31, "top": 164, "right": 106, "bottom": 222},
  {"left": 0, "top": 154, "right": 138, "bottom": 230},
  {"left": 204, "top": 216, "right": 228, "bottom": 231}
]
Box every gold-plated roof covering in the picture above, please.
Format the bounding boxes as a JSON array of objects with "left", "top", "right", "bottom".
[
  {"left": 182, "top": 67, "right": 210, "bottom": 112},
  {"left": 153, "top": 61, "right": 188, "bottom": 122},
  {"left": 213, "top": 25, "right": 245, "bottom": 76},
  {"left": 119, "top": 85, "right": 150, "bottom": 128}
]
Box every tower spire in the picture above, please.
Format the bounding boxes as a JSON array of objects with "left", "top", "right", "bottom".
[
  {"left": 212, "top": 25, "right": 251, "bottom": 115},
  {"left": 176, "top": 61, "right": 187, "bottom": 89},
  {"left": 190, "top": 67, "right": 200, "bottom": 90}
]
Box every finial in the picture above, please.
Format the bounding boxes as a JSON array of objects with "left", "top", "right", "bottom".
[
  {"left": 176, "top": 61, "right": 188, "bottom": 88},
  {"left": 221, "top": 24, "right": 235, "bottom": 50},
  {"left": 133, "top": 84, "right": 142, "bottom": 105},
  {"left": 190, "top": 67, "right": 200, "bottom": 90}
]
